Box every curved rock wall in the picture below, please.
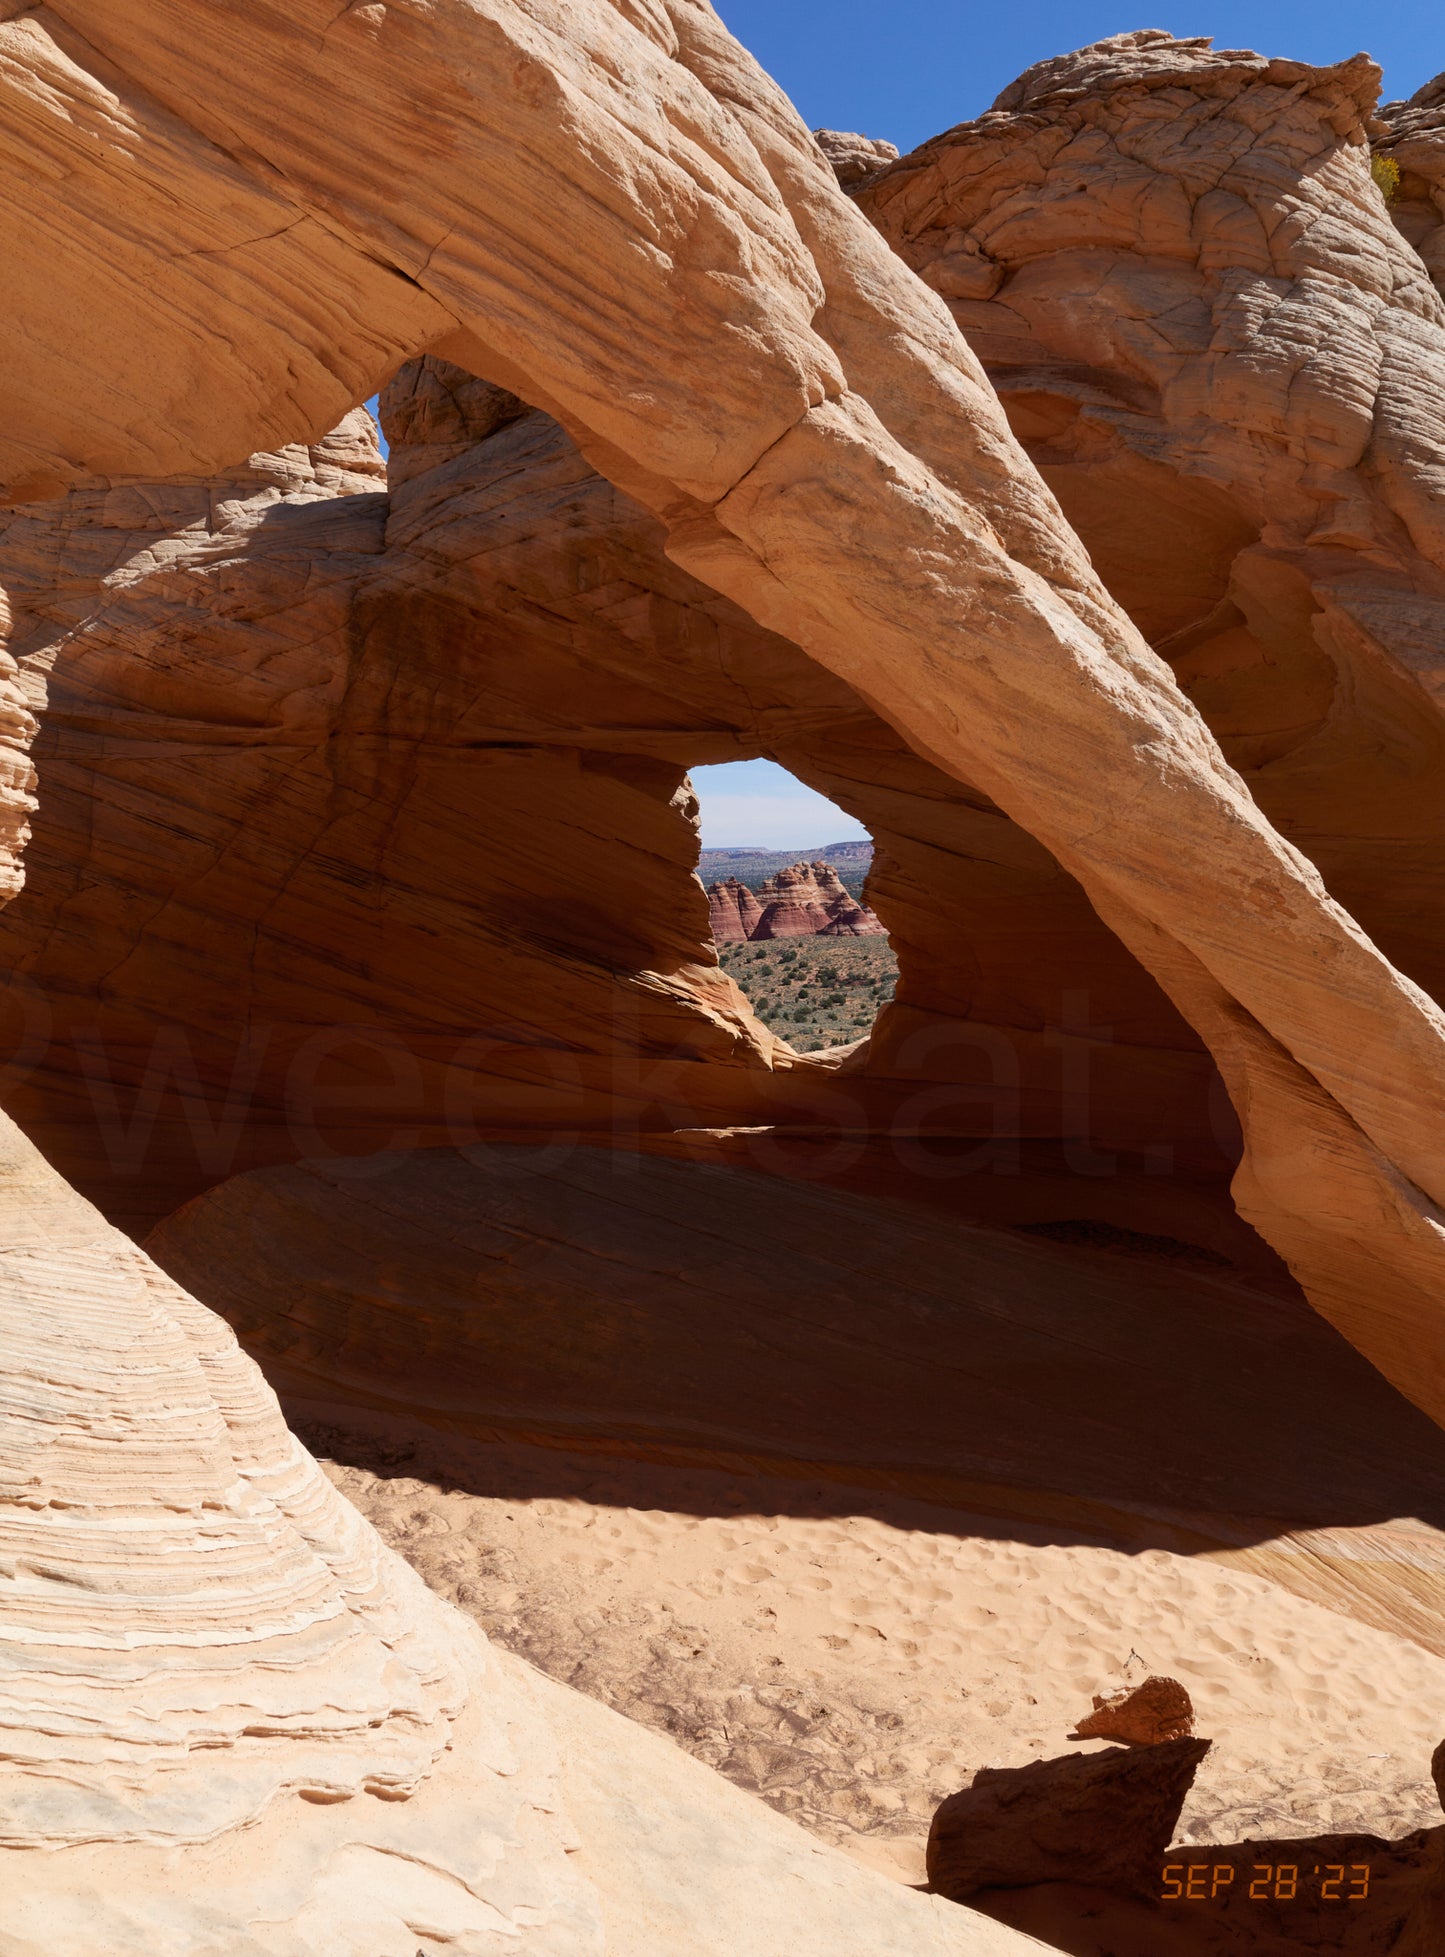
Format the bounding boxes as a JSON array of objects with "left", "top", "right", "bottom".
[
  {"left": 0, "top": 398, "right": 788, "bottom": 1231},
  {"left": 0, "top": 363, "right": 1235, "bottom": 1240}
]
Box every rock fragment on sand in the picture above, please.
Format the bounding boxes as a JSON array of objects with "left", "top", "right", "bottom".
[{"left": 1072, "top": 1674, "right": 1195, "bottom": 1746}]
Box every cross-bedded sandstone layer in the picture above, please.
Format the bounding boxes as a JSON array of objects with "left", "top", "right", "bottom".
[{"left": 0, "top": 1095, "right": 611, "bottom": 1953}]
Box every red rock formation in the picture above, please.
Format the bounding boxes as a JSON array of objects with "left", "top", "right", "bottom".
[
  {"left": 819, "top": 910, "right": 881, "bottom": 938},
  {"left": 754, "top": 860, "right": 884, "bottom": 938},
  {"left": 716, "top": 860, "right": 887, "bottom": 940},
  {"left": 706, "top": 875, "right": 764, "bottom": 942}
]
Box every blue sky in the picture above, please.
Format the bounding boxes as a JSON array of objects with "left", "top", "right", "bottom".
[
  {"left": 692, "top": 760, "right": 868, "bottom": 849},
  {"left": 715, "top": 2, "right": 1440, "bottom": 154}
]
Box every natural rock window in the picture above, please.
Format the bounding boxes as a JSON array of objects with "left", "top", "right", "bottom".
[{"left": 693, "top": 775, "right": 897, "bottom": 1053}]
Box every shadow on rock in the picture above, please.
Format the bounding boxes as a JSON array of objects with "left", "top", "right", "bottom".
[
  {"left": 929, "top": 1743, "right": 1445, "bottom": 1954},
  {"left": 928, "top": 1737, "right": 1212, "bottom": 1900}
]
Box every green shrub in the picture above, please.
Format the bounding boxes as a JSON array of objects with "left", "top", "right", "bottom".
[{"left": 1372, "top": 154, "right": 1402, "bottom": 205}]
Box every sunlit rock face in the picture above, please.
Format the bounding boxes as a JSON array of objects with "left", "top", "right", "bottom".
[{"left": 859, "top": 30, "right": 1445, "bottom": 1013}]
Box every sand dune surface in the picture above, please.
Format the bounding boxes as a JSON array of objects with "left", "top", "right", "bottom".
[{"left": 307, "top": 1415, "right": 1445, "bottom": 1888}]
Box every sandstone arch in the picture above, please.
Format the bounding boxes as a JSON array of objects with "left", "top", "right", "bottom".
[
  {"left": 0, "top": 360, "right": 1245, "bottom": 1264},
  {"left": 0, "top": 4, "right": 1442, "bottom": 1418}
]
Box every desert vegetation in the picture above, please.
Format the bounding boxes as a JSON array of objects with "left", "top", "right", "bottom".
[{"left": 719, "top": 934, "right": 896, "bottom": 1049}]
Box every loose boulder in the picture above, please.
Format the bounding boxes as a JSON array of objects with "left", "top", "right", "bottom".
[{"left": 926, "top": 1738, "right": 1212, "bottom": 1901}]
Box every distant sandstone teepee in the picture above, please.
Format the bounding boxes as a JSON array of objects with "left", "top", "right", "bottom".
[{"left": 708, "top": 861, "right": 886, "bottom": 941}]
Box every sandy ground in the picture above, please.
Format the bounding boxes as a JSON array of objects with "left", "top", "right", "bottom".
[{"left": 303, "top": 1409, "right": 1445, "bottom": 1888}]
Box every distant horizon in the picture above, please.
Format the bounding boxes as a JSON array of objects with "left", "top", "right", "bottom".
[
  {"left": 691, "top": 759, "right": 869, "bottom": 849},
  {"left": 699, "top": 838, "right": 872, "bottom": 854}
]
